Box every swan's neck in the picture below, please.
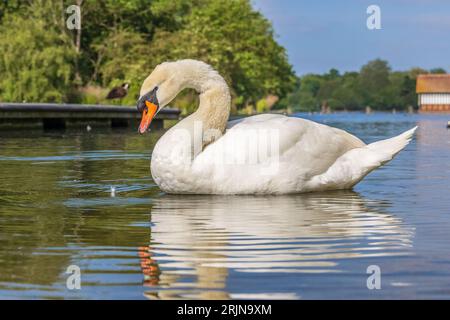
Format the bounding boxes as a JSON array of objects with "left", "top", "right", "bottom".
[
  {"left": 172, "top": 68, "right": 231, "bottom": 150},
  {"left": 192, "top": 80, "right": 231, "bottom": 145},
  {"left": 154, "top": 65, "right": 231, "bottom": 165}
]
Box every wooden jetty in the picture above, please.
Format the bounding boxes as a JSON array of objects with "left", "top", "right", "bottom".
[{"left": 0, "top": 103, "right": 180, "bottom": 130}]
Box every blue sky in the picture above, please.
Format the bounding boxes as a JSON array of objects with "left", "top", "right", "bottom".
[{"left": 252, "top": 0, "right": 450, "bottom": 75}]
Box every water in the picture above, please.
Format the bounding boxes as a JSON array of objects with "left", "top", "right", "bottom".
[{"left": 0, "top": 112, "right": 449, "bottom": 299}]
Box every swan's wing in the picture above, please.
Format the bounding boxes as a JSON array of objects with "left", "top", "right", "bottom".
[
  {"left": 226, "top": 117, "right": 245, "bottom": 129},
  {"left": 193, "top": 114, "right": 365, "bottom": 182}
]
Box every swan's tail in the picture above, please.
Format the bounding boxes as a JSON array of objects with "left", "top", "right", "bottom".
[
  {"left": 365, "top": 126, "right": 417, "bottom": 161},
  {"left": 306, "top": 126, "right": 417, "bottom": 191}
]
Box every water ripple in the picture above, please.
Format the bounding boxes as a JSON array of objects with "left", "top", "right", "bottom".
[{"left": 140, "top": 192, "right": 414, "bottom": 299}]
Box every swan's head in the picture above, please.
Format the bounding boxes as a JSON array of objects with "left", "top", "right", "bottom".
[
  {"left": 136, "top": 62, "right": 172, "bottom": 134},
  {"left": 136, "top": 61, "right": 191, "bottom": 134},
  {"left": 136, "top": 59, "right": 223, "bottom": 134}
]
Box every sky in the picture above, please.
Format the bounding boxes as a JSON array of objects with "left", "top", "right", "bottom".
[{"left": 252, "top": 0, "right": 450, "bottom": 75}]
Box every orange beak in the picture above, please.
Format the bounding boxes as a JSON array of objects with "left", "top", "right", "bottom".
[{"left": 138, "top": 101, "right": 158, "bottom": 134}]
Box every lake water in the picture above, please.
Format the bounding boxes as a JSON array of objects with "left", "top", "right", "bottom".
[{"left": 0, "top": 112, "right": 449, "bottom": 299}]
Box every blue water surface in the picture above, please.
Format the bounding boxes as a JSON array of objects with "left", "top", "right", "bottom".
[{"left": 0, "top": 112, "right": 449, "bottom": 299}]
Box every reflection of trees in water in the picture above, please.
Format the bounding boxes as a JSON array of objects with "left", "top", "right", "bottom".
[
  {"left": 0, "top": 137, "right": 75, "bottom": 286},
  {"left": 0, "top": 205, "right": 73, "bottom": 286},
  {"left": 143, "top": 191, "right": 414, "bottom": 299},
  {"left": 0, "top": 130, "right": 157, "bottom": 291}
]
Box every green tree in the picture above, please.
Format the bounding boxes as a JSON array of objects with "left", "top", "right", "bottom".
[
  {"left": 0, "top": 2, "right": 76, "bottom": 102},
  {"left": 0, "top": 0, "right": 295, "bottom": 111},
  {"left": 359, "top": 59, "right": 391, "bottom": 109},
  {"left": 149, "top": 0, "right": 296, "bottom": 108},
  {"left": 279, "top": 75, "right": 321, "bottom": 112},
  {"left": 68, "top": 0, "right": 155, "bottom": 84},
  {"left": 280, "top": 60, "right": 429, "bottom": 112},
  {"left": 430, "top": 67, "right": 446, "bottom": 74}
]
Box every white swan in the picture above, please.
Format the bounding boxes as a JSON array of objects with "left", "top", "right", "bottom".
[{"left": 136, "top": 59, "right": 416, "bottom": 194}]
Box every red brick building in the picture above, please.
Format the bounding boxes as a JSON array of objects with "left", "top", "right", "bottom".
[{"left": 416, "top": 74, "right": 450, "bottom": 112}]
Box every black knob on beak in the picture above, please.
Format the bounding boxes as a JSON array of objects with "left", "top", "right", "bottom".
[{"left": 137, "top": 86, "right": 159, "bottom": 113}]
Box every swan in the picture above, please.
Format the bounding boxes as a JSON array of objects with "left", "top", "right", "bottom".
[{"left": 136, "top": 59, "right": 417, "bottom": 194}]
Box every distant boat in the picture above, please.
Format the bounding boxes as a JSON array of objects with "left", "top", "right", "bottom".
[
  {"left": 447, "top": 121, "right": 450, "bottom": 128},
  {"left": 106, "top": 83, "right": 130, "bottom": 100}
]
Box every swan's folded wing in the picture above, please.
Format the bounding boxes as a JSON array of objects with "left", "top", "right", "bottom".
[
  {"left": 196, "top": 115, "right": 305, "bottom": 170},
  {"left": 193, "top": 114, "right": 365, "bottom": 182}
]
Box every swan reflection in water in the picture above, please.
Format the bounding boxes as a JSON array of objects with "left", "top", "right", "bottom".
[{"left": 139, "top": 191, "right": 414, "bottom": 299}]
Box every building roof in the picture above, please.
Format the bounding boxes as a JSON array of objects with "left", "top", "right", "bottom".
[{"left": 416, "top": 74, "right": 450, "bottom": 93}]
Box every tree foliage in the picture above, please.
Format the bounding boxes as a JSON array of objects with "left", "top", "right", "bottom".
[
  {"left": 0, "top": 1, "right": 76, "bottom": 102},
  {"left": 279, "top": 59, "right": 446, "bottom": 112},
  {"left": 1, "top": 1, "right": 445, "bottom": 113},
  {"left": 0, "top": 0, "right": 295, "bottom": 111}
]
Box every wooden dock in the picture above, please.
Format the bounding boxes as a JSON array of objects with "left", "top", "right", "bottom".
[{"left": 0, "top": 103, "right": 180, "bottom": 130}]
